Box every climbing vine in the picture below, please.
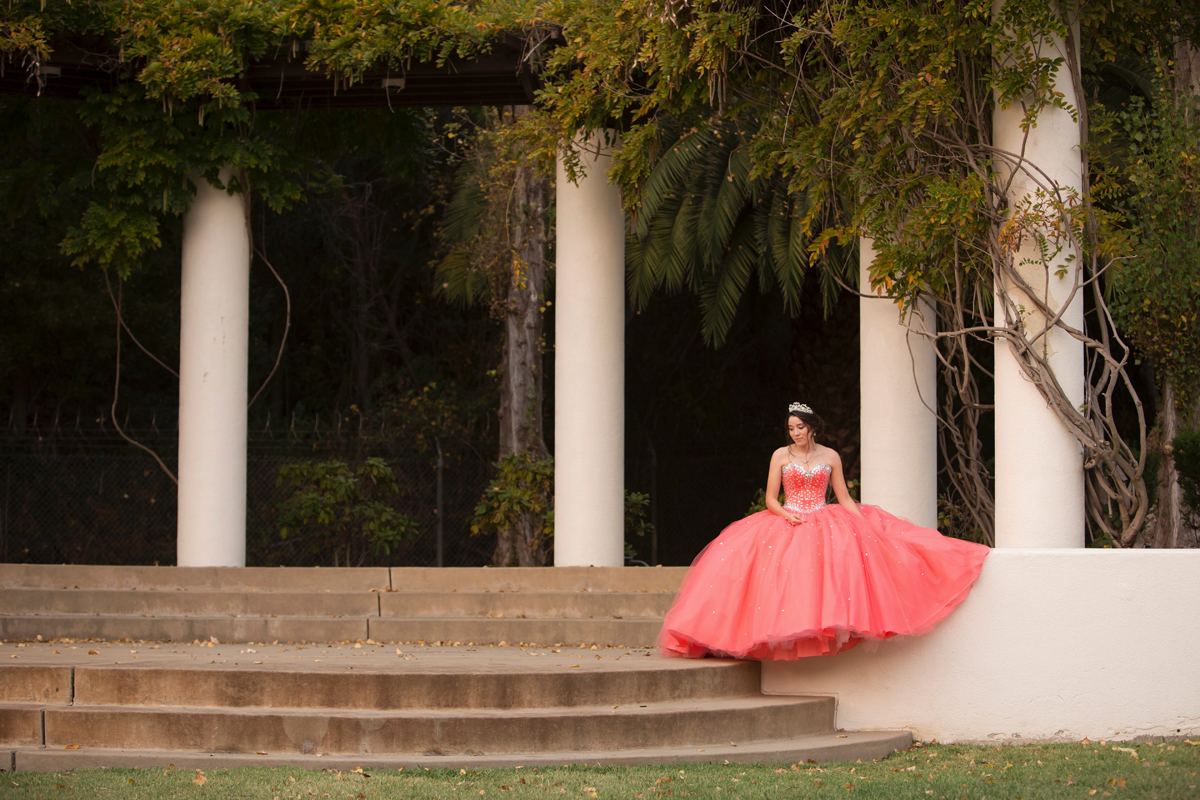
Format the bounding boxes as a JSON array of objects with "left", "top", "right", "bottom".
[
  {"left": 1, "top": 0, "right": 501, "bottom": 273},
  {"left": 527, "top": 0, "right": 1190, "bottom": 546}
]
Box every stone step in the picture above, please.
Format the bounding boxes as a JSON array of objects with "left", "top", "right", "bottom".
[
  {"left": 0, "top": 566, "right": 686, "bottom": 647},
  {"left": 34, "top": 696, "right": 832, "bottom": 755},
  {"left": 0, "top": 588, "right": 381, "bottom": 618},
  {"left": 0, "top": 704, "right": 43, "bottom": 747},
  {"left": 61, "top": 660, "right": 759, "bottom": 711},
  {"left": 0, "top": 614, "right": 371, "bottom": 644},
  {"left": 368, "top": 617, "right": 663, "bottom": 647},
  {"left": 0, "top": 564, "right": 390, "bottom": 592},
  {"left": 390, "top": 567, "right": 688, "bottom": 593},
  {"left": 0, "top": 565, "right": 689, "bottom": 594},
  {"left": 0, "top": 615, "right": 663, "bottom": 647},
  {"left": 378, "top": 590, "right": 674, "bottom": 619},
  {"left": 0, "top": 665, "right": 73, "bottom": 704},
  {"left": 0, "top": 643, "right": 912, "bottom": 769},
  {"left": 10, "top": 730, "right": 914, "bottom": 770}
]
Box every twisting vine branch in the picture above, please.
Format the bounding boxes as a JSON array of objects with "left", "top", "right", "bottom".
[{"left": 107, "top": 274, "right": 178, "bottom": 485}]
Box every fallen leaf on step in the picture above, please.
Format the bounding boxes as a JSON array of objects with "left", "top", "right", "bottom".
[
  {"left": 256, "top": 751, "right": 268, "bottom": 755},
  {"left": 837, "top": 734, "right": 848, "bottom": 739},
  {"left": 87, "top": 649, "right": 98, "bottom": 655},
  {"left": 63, "top": 744, "right": 80, "bottom": 750}
]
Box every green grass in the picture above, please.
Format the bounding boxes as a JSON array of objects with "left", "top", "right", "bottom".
[{"left": 4, "top": 741, "right": 1198, "bottom": 799}]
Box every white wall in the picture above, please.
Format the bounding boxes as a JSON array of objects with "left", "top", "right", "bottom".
[{"left": 761, "top": 550, "right": 1200, "bottom": 742}]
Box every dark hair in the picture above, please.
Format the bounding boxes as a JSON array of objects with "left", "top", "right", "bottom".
[{"left": 785, "top": 407, "right": 826, "bottom": 440}]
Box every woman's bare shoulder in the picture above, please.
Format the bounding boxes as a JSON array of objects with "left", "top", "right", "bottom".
[
  {"left": 770, "top": 445, "right": 790, "bottom": 462},
  {"left": 820, "top": 445, "right": 843, "bottom": 465}
]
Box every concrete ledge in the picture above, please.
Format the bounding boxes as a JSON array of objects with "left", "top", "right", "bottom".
[
  {"left": 70, "top": 662, "right": 760, "bottom": 710},
  {"left": 42, "top": 697, "right": 833, "bottom": 754},
  {"left": 378, "top": 591, "right": 673, "bottom": 620},
  {"left": 761, "top": 549, "right": 1200, "bottom": 743},
  {"left": 0, "top": 615, "right": 370, "bottom": 643},
  {"left": 368, "top": 618, "right": 664, "bottom": 647},
  {"left": 390, "top": 567, "right": 688, "bottom": 593},
  {"left": 12, "top": 730, "right": 912, "bottom": 771},
  {"left": 0, "top": 665, "right": 72, "bottom": 704},
  {"left": 0, "top": 588, "right": 380, "bottom": 617},
  {"left": 0, "top": 565, "right": 391, "bottom": 592},
  {"left": 0, "top": 704, "right": 45, "bottom": 747}
]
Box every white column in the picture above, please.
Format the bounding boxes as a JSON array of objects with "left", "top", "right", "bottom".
[
  {"left": 858, "top": 237, "right": 939, "bottom": 529},
  {"left": 554, "top": 133, "right": 626, "bottom": 567},
  {"left": 992, "top": 5, "right": 1085, "bottom": 548},
  {"left": 177, "top": 169, "right": 250, "bottom": 566}
]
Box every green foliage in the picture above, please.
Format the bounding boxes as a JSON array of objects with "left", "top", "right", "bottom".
[
  {"left": 3, "top": 0, "right": 497, "bottom": 274},
  {"left": 937, "top": 494, "right": 987, "bottom": 544},
  {"left": 626, "top": 117, "right": 847, "bottom": 346},
  {"left": 276, "top": 458, "right": 417, "bottom": 563},
  {"left": 1109, "top": 88, "right": 1200, "bottom": 405},
  {"left": 435, "top": 107, "right": 552, "bottom": 318},
  {"left": 471, "top": 453, "right": 654, "bottom": 559},
  {"left": 623, "top": 491, "right": 653, "bottom": 540},
  {"left": 471, "top": 450, "right": 555, "bottom": 547},
  {"left": 745, "top": 488, "right": 780, "bottom": 516},
  {"left": 1170, "top": 429, "right": 1200, "bottom": 524},
  {"left": 58, "top": 84, "right": 301, "bottom": 275}
]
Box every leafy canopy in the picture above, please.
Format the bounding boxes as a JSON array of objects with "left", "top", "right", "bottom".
[{"left": 2, "top": 0, "right": 506, "bottom": 274}]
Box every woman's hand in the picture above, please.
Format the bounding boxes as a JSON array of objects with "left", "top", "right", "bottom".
[{"left": 784, "top": 512, "right": 805, "bottom": 526}]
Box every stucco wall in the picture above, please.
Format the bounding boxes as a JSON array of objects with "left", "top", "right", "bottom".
[{"left": 760, "top": 549, "right": 1200, "bottom": 743}]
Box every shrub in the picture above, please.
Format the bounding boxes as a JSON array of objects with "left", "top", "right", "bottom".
[{"left": 276, "top": 458, "right": 417, "bottom": 565}]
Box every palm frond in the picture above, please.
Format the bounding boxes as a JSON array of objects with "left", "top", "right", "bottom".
[
  {"left": 634, "top": 127, "right": 707, "bottom": 239},
  {"left": 440, "top": 165, "right": 485, "bottom": 247},
  {"left": 698, "top": 222, "right": 757, "bottom": 346},
  {"left": 435, "top": 250, "right": 492, "bottom": 306},
  {"left": 705, "top": 144, "right": 751, "bottom": 269}
]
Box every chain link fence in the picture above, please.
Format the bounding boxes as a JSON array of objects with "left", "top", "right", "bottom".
[
  {"left": 0, "top": 416, "right": 776, "bottom": 568},
  {"left": 0, "top": 420, "right": 494, "bottom": 567}
]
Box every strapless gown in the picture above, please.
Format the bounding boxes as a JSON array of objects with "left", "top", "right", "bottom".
[{"left": 657, "top": 463, "right": 989, "bottom": 660}]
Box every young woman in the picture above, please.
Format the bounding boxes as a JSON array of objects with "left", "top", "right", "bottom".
[{"left": 658, "top": 403, "right": 990, "bottom": 660}]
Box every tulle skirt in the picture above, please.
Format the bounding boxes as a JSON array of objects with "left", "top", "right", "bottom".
[{"left": 657, "top": 505, "right": 990, "bottom": 660}]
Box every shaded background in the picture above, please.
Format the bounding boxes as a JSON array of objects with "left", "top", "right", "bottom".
[{"left": 1, "top": 97, "right": 863, "bottom": 567}]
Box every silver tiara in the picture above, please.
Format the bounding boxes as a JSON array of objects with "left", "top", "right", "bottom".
[{"left": 788, "top": 402, "right": 813, "bottom": 414}]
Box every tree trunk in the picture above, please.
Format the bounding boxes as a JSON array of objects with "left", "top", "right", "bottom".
[
  {"left": 1154, "top": 37, "right": 1200, "bottom": 549},
  {"left": 1152, "top": 379, "right": 1200, "bottom": 548},
  {"left": 1152, "top": 380, "right": 1183, "bottom": 548},
  {"left": 493, "top": 131, "right": 549, "bottom": 567},
  {"left": 1177, "top": 37, "right": 1200, "bottom": 117}
]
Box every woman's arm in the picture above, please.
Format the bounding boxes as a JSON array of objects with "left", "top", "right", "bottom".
[
  {"left": 764, "top": 448, "right": 802, "bottom": 525},
  {"left": 827, "top": 450, "right": 864, "bottom": 518}
]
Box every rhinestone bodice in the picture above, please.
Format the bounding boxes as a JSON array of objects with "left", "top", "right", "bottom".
[{"left": 781, "top": 463, "right": 831, "bottom": 513}]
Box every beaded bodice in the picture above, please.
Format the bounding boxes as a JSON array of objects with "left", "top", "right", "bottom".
[{"left": 782, "top": 463, "right": 831, "bottom": 514}]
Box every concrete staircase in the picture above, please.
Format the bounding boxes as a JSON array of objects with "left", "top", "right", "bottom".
[
  {"left": 0, "top": 565, "right": 681, "bottom": 647},
  {"left": 0, "top": 565, "right": 912, "bottom": 769}
]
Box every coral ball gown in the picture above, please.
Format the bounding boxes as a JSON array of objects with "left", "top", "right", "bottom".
[{"left": 658, "top": 462, "right": 990, "bottom": 660}]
